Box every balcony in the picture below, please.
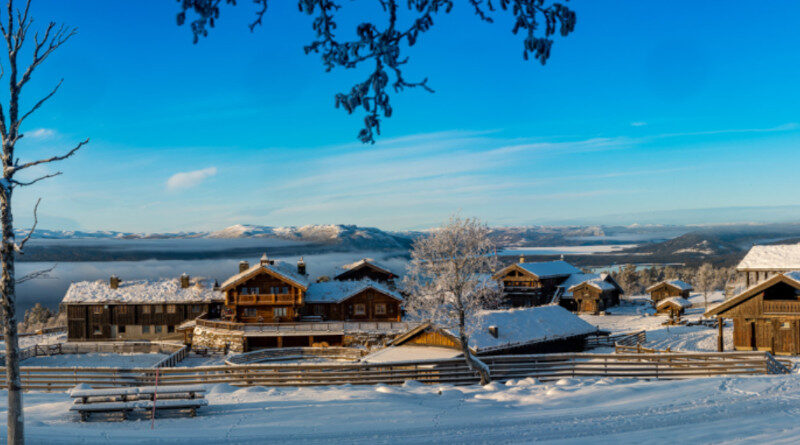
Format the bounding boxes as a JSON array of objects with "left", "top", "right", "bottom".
[
  {"left": 763, "top": 300, "right": 800, "bottom": 314},
  {"left": 234, "top": 293, "right": 299, "bottom": 305}
]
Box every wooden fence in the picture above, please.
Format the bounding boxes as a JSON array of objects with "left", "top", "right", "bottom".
[
  {"left": 225, "top": 347, "right": 365, "bottom": 366},
  {"left": 1, "top": 351, "right": 790, "bottom": 392},
  {"left": 152, "top": 345, "right": 191, "bottom": 368},
  {"left": 585, "top": 330, "right": 646, "bottom": 348}
]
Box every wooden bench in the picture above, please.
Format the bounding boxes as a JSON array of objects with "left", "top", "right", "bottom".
[{"left": 70, "top": 385, "right": 207, "bottom": 421}]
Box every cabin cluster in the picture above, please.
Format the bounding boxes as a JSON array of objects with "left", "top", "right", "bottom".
[{"left": 491, "top": 257, "right": 623, "bottom": 314}]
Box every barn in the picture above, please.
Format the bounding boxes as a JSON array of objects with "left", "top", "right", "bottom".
[
  {"left": 706, "top": 272, "right": 800, "bottom": 355},
  {"left": 646, "top": 280, "right": 693, "bottom": 306},
  {"left": 560, "top": 273, "right": 622, "bottom": 314},
  {"left": 303, "top": 280, "right": 403, "bottom": 322},
  {"left": 335, "top": 258, "right": 397, "bottom": 284},
  {"left": 736, "top": 243, "right": 800, "bottom": 288},
  {"left": 656, "top": 297, "right": 692, "bottom": 317},
  {"left": 389, "top": 305, "right": 599, "bottom": 355}
]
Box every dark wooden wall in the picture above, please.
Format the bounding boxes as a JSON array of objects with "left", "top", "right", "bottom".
[
  {"left": 303, "top": 289, "right": 401, "bottom": 322},
  {"left": 66, "top": 302, "right": 215, "bottom": 341}
]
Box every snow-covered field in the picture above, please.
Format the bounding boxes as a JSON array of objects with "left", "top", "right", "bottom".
[
  {"left": 7, "top": 375, "right": 800, "bottom": 444},
  {"left": 580, "top": 291, "right": 733, "bottom": 352},
  {"left": 0, "top": 331, "right": 66, "bottom": 352},
  {"left": 20, "top": 353, "right": 167, "bottom": 368}
]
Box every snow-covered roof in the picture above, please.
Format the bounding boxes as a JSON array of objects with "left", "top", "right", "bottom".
[
  {"left": 459, "top": 305, "right": 598, "bottom": 353},
  {"left": 304, "top": 280, "right": 403, "bottom": 304},
  {"left": 517, "top": 260, "right": 582, "bottom": 278},
  {"left": 220, "top": 260, "right": 310, "bottom": 291},
  {"left": 62, "top": 278, "right": 223, "bottom": 305},
  {"left": 559, "top": 273, "right": 617, "bottom": 297},
  {"left": 646, "top": 280, "right": 693, "bottom": 293},
  {"left": 737, "top": 244, "right": 800, "bottom": 271},
  {"left": 339, "top": 258, "right": 395, "bottom": 275},
  {"left": 707, "top": 271, "right": 800, "bottom": 317},
  {"left": 361, "top": 345, "right": 462, "bottom": 364},
  {"left": 656, "top": 297, "right": 692, "bottom": 309}
]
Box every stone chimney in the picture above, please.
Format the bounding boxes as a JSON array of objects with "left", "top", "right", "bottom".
[
  {"left": 297, "top": 257, "right": 306, "bottom": 275},
  {"left": 239, "top": 261, "right": 250, "bottom": 273},
  {"left": 519, "top": 255, "right": 525, "bottom": 264},
  {"left": 213, "top": 279, "right": 220, "bottom": 291},
  {"left": 488, "top": 325, "right": 499, "bottom": 339},
  {"left": 109, "top": 275, "right": 120, "bottom": 289},
  {"left": 260, "top": 253, "right": 269, "bottom": 266},
  {"left": 180, "top": 273, "right": 190, "bottom": 289}
]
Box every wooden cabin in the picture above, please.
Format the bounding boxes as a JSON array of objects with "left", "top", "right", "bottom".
[
  {"left": 706, "top": 272, "right": 800, "bottom": 355},
  {"left": 656, "top": 297, "right": 691, "bottom": 318},
  {"left": 219, "top": 255, "right": 310, "bottom": 323},
  {"left": 390, "top": 305, "right": 598, "bottom": 355},
  {"left": 736, "top": 243, "right": 800, "bottom": 288},
  {"left": 63, "top": 274, "right": 222, "bottom": 342},
  {"left": 492, "top": 259, "right": 583, "bottom": 307},
  {"left": 568, "top": 277, "right": 621, "bottom": 314},
  {"left": 335, "top": 258, "right": 397, "bottom": 283},
  {"left": 646, "top": 280, "right": 693, "bottom": 306},
  {"left": 303, "top": 280, "right": 402, "bottom": 322}
]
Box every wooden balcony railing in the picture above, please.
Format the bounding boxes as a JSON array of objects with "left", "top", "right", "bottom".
[
  {"left": 234, "top": 294, "right": 299, "bottom": 305},
  {"left": 763, "top": 300, "right": 800, "bottom": 314}
]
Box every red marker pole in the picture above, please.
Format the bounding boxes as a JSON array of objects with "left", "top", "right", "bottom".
[{"left": 151, "top": 367, "right": 160, "bottom": 429}]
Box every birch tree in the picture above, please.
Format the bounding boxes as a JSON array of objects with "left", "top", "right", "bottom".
[
  {"left": 403, "top": 215, "right": 501, "bottom": 385},
  {"left": 0, "top": 1, "right": 87, "bottom": 442},
  {"left": 696, "top": 263, "right": 715, "bottom": 309}
]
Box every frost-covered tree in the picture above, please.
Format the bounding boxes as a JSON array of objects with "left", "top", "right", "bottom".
[
  {"left": 0, "top": 1, "right": 86, "bottom": 442},
  {"left": 695, "top": 263, "right": 715, "bottom": 309},
  {"left": 403, "top": 215, "right": 501, "bottom": 385},
  {"left": 176, "top": 0, "right": 577, "bottom": 143}
]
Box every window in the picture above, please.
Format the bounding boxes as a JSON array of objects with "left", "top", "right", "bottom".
[
  {"left": 192, "top": 305, "right": 202, "bottom": 313},
  {"left": 166, "top": 304, "right": 177, "bottom": 314},
  {"left": 354, "top": 304, "right": 366, "bottom": 316},
  {"left": 154, "top": 305, "right": 163, "bottom": 314},
  {"left": 93, "top": 327, "right": 102, "bottom": 335},
  {"left": 167, "top": 325, "right": 175, "bottom": 333},
  {"left": 119, "top": 325, "right": 126, "bottom": 334},
  {"left": 782, "top": 322, "right": 792, "bottom": 329},
  {"left": 155, "top": 325, "right": 163, "bottom": 334},
  {"left": 243, "top": 308, "right": 258, "bottom": 317},
  {"left": 92, "top": 306, "right": 104, "bottom": 315},
  {"left": 274, "top": 307, "right": 287, "bottom": 317},
  {"left": 374, "top": 304, "right": 386, "bottom": 315},
  {"left": 117, "top": 306, "right": 128, "bottom": 314},
  {"left": 142, "top": 325, "right": 151, "bottom": 334},
  {"left": 282, "top": 287, "right": 289, "bottom": 294},
  {"left": 142, "top": 305, "right": 151, "bottom": 314},
  {"left": 313, "top": 305, "right": 325, "bottom": 316}
]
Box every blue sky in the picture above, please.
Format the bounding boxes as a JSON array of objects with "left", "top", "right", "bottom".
[{"left": 10, "top": 0, "right": 800, "bottom": 232}]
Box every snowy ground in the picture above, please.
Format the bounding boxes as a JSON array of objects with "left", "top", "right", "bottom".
[
  {"left": 8, "top": 375, "right": 800, "bottom": 444},
  {"left": 580, "top": 291, "right": 734, "bottom": 352},
  {"left": 0, "top": 331, "right": 66, "bottom": 352},
  {"left": 20, "top": 353, "right": 167, "bottom": 368}
]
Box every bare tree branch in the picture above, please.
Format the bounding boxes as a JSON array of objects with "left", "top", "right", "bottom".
[
  {"left": 13, "top": 196, "right": 38, "bottom": 253},
  {"left": 10, "top": 171, "right": 59, "bottom": 187},
  {"left": 16, "top": 77, "right": 60, "bottom": 127},
  {"left": 13, "top": 137, "right": 87, "bottom": 172},
  {"left": 15, "top": 263, "right": 55, "bottom": 285},
  {"left": 17, "top": 22, "right": 75, "bottom": 90}
]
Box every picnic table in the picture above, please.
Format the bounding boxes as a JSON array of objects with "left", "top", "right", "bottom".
[{"left": 69, "top": 385, "right": 207, "bottom": 421}]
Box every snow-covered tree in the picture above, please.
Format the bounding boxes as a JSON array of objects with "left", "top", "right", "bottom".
[
  {"left": 0, "top": 1, "right": 87, "bottom": 442},
  {"left": 403, "top": 215, "right": 501, "bottom": 385},
  {"left": 696, "top": 263, "right": 716, "bottom": 309}
]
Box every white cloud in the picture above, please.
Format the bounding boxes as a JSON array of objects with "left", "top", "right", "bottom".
[
  {"left": 166, "top": 167, "right": 217, "bottom": 191},
  {"left": 26, "top": 128, "right": 56, "bottom": 139}
]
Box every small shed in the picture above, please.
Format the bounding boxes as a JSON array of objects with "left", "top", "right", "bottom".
[
  {"left": 647, "top": 280, "right": 693, "bottom": 306},
  {"left": 656, "top": 297, "right": 692, "bottom": 317},
  {"left": 566, "top": 275, "right": 622, "bottom": 314}
]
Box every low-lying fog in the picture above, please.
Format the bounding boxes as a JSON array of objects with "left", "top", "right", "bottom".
[{"left": 17, "top": 250, "right": 410, "bottom": 314}]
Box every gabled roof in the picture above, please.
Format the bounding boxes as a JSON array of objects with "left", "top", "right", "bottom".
[
  {"left": 657, "top": 296, "right": 692, "bottom": 310},
  {"left": 737, "top": 244, "right": 800, "bottom": 271},
  {"left": 560, "top": 273, "right": 619, "bottom": 296},
  {"left": 706, "top": 272, "right": 800, "bottom": 317},
  {"left": 304, "top": 279, "right": 403, "bottom": 304},
  {"left": 335, "top": 258, "right": 397, "bottom": 279},
  {"left": 62, "top": 278, "right": 223, "bottom": 305},
  {"left": 646, "top": 279, "right": 693, "bottom": 293},
  {"left": 492, "top": 260, "right": 582, "bottom": 280},
  {"left": 220, "top": 260, "right": 310, "bottom": 291}
]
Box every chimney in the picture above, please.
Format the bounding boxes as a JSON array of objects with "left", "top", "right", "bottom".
[
  {"left": 519, "top": 255, "right": 525, "bottom": 264},
  {"left": 260, "top": 253, "right": 269, "bottom": 266},
  {"left": 488, "top": 325, "right": 499, "bottom": 338},
  {"left": 109, "top": 275, "right": 120, "bottom": 289},
  {"left": 297, "top": 257, "right": 306, "bottom": 275},
  {"left": 239, "top": 261, "right": 250, "bottom": 273},
  {"left": 180, "top": 273, "right": 190, "bottom": 289},
  {"left": 213, "top": 279, "right": 220, "bottom": 291}
]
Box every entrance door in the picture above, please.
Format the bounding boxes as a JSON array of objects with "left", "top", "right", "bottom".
[{"left": 749, "top": 321, "right": 756, "bottom": 350}]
